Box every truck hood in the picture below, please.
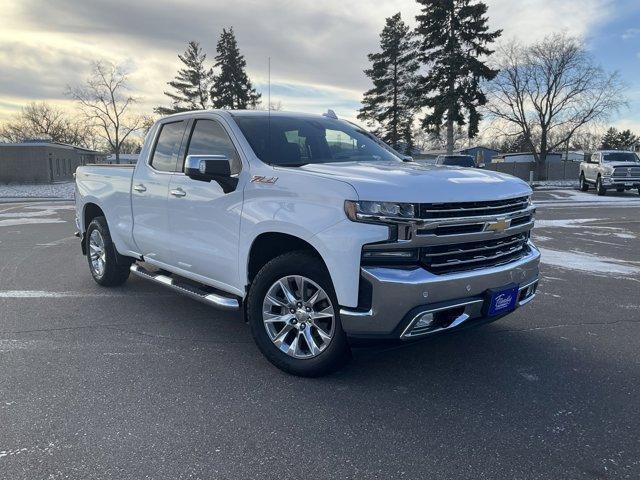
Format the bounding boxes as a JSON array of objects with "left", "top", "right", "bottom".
[{"left": 296, "top": 161, "right": 532, "bottom": 203}]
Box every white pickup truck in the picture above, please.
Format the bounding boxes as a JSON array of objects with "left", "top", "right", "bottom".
[
  {"left": 75, "top": 110, "right": 540, "bottom": 376},
  {"left": 579, "top": 150, "right": 640, "bottom": 195}
]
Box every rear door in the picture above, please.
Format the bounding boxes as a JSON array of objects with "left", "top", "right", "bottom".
[
  {"left": 166, "top": 116, "right": 245, "bottom": 292},
  {"left": 132, "top": 119, "right": 187, "bottom": 264}
]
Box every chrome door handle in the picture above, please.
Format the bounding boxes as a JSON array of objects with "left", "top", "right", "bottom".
[
  {"left": 170, "top": 188, "right": 186, "bottom": 197},
  {"left": 133, "top": 184, "right": 146, "bottom": 193}
]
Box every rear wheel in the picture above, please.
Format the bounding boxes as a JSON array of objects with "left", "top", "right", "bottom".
[
  {"left": 246, "top": 251, "right": 351, "bottom": 377},
  {"left": 596, "top": 176, "right": 606, "bottom": 196},
  {"left": 86, "top": 216, "right": 131, "bottom": 286},
  {"left": 616, "top": 187, "right": 624, "bottom": 193},
  {"left": 579, "top": 173, "right": 589, "bottom": 191}
]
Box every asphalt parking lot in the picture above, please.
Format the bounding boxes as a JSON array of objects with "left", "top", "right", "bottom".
[{"left": 1, "top": 190, "right": 639, "bottom": 480}]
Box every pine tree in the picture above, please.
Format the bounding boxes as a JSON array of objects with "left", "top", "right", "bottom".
[
  {"left": 617, "top": 129, "right": 639, "bottom": 150},
  {"left": 600, "top": 127, "right": 619, "bottom": 149},
  {"left": 155, "top": 41, "right": 213, "bottom": 115},
  {"left": 210, "top": 28, "right": 261, "bottom": 109},
  {"left": 358, "top": 13, "right": 419, "bottom": 153},
  {"left": 415, "top": 0, "right": 501, "bottom": 153}
]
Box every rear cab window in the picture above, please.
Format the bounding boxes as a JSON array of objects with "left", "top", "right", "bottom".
[{"left": 150, "top": 121, "right": 186, "bottom": 172}]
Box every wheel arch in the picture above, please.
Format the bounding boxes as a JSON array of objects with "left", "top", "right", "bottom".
[{"left": 246, "top": 232, "right": 329, "bottom": 288}]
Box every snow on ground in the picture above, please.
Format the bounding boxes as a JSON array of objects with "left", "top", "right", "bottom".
[
  {"left": 532, "top": 180, "right": 579, "bottom": 190},
  {"left": 0, "top": 203, "right": 73, "bottom": 227},
  {"left": 535, "top": 189, "right": 640, "bottom": 208},
  {"left": 538, "top": 247, "right": 640, "bottom": 276},
  {"left": 0, "top": 182, "right": 74, "bottom": 200}
]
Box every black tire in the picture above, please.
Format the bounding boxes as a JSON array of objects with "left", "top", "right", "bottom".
[
  {"left": 246, "top": 251, "right": 351, "bottom": 377},
  {"left": 596, "top": 176, "right": 606, "bottom": 196},
  {"left": 85, "top": 216, "right": 131, "bottom": 287},
  {"left": 616, "top": 187, "right": 624, "bottom": 193},
  {"left": 579, "top": 173, "right": 589, "bottom": 191}
]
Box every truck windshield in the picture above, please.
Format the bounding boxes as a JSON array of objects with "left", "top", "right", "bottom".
[
  {"left": 441, "top": 156, "right": 476, "bottom": 167},
  {"left": 602, "top": 152, "right": 640, "bottom": 163},
  {"left": 233, "top": 115, "right": 401, "bottom": 166}
]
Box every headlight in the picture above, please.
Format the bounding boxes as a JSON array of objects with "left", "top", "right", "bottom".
[
  {"left": 344, "top": 200, "right": 416, "bottom": 223},
  {"left": 603, "top": 166, "right": 614, "bottom": 175}
]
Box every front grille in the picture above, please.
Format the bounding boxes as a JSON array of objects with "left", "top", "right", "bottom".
[
  {"left": 613, "top": 166, "right": 640, "bottom": 178},
  {"left": 419, "top": 196, "right": 530, "bottom": 219},
  {"left": 421, "top": 233, "right": 530, "bottom": 275}
]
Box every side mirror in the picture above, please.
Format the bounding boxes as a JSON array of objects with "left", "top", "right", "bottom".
[
  {"left": 185, "top": 155, "right": 238, "bottom": 193},
  {"left": 400, "top": 154, "right": 413, "bottom": 162}
]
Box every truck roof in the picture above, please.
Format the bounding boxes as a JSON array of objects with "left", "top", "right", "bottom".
[{"left": 159, "top": 109, "right": 339, "bottom": 121}]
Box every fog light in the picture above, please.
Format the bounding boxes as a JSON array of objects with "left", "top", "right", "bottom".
[{"left": 414, "top": 313, "right": 435, "bottom": 329}]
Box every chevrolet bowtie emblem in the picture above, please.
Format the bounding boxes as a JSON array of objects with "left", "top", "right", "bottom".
[{"left": 485, "top": 218, "right": 511, "bottom": 233}]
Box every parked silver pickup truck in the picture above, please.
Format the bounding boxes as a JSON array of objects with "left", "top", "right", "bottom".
[{"left": 579, "top": 150, "right": 640, "bottom": 196}]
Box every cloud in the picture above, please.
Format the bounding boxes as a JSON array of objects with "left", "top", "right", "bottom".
[{"left": 0, "top": 0, "right": 626, "bottom": 123}]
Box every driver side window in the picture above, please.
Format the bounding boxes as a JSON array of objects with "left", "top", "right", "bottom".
[{"left": 184, "top": 119, "right": 242, "bottom": 174}]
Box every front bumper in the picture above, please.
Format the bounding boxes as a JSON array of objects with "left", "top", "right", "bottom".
[
  {"left": 340, "top": 242, "right": 540, "bottom": 339},
  {"left": 602, "top": 176, "right": 640, "bottom": 188}
]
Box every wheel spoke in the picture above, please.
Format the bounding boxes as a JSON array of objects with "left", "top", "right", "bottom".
[
  {"left": 314, "top": 324, "right": 332, "bottom": 344},
  {"left": 287, "top": 334, "right": 300, "bottom": 356},
  {"left": 278, "top": 280, "right": 298, "bottom": 305},
  {"left": 302, "top": 327, "right": 321, "bottom": 356},
  {"left": 310, "top": 305, "right": 334, "bottom": 321},
  {"left": 263, "top": 312, "right": 293, "bottom": 324},
  {"left": 265, "top": 294, "right": 288, "bottom": 308},
  {"left": 272, "top": 324, "right": 294, "bottom": 350}
]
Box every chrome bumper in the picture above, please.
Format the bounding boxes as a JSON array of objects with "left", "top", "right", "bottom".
[{"left": 340, "top": 242, "right": 540, "bottom": 338}]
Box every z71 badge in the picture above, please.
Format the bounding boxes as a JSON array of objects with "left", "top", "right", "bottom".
[{"left": 250, "top": 175, "right": 279, "bottom": 184}]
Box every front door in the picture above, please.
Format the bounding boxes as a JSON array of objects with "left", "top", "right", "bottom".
[
  {"left": 132, "top": 120, "right": 187, "bottom": 264},
  {"left": 166, "top": 116, "right": 244, "bottom": 294}
]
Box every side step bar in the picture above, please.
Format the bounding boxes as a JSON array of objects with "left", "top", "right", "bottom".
[{"left": 130, "top": 264, "right": 240, "bottom": 311}]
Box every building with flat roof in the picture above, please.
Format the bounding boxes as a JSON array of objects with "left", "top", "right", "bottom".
[{"left": 0, "top": 141, "right": 105, "bottom": 183}]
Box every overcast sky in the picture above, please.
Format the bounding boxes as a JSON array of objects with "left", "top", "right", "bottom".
[{"left": 1, "top": 0, "right": 639, "bottom": 131}]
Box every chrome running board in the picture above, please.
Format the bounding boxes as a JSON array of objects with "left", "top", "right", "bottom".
[{"left": 130, "top": 264, "right": 240, "bottom": 311}]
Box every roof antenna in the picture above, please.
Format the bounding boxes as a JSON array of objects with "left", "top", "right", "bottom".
[
  {"left": 267, "top": 57, "right": 271, "bottom": 163},
  {"left": 268, "top": 56, "right": 271, "bottom": 112}
]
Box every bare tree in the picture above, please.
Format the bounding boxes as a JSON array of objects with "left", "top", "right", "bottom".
[
  {"left": 486, "top": 33, "right": 626, "bottom": 179},
  {"left": 68, "top": 62, "right": 149, "bottom": 163},
  {"left": 0, "top": 102, "right": 97, "bottom": 147}
]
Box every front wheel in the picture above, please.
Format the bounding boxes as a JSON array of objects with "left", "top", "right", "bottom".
[
  {"left": 579, "top": 173, "right": 589, "bottom": 191},
  {"left": 246, "top": 251, "right": 351, "bottom": 377},
  {"left": 86, "top": 216, "right": 131, "bottom": 286},
  {"left": 596, "top": 177, "right": 606, "bottom": 196}
]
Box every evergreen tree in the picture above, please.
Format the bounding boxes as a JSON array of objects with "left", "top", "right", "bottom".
[
  {"left": 415, "top": 0, "right": 501, "bottom": 153},
  {"left": 155, "top": 41, "right": 213, "bottom": 115},
  {"left": 600, "top": 127, "right": 619, "bottom": 149},
  {"left": 617, "top": 129, "right": 639, "bottom": 150},
  {"left": 358, "top": 13, "right": 419, "bottom": 153},
  {"left": 210, "top": 28, "right": 261, "bottom": 109}
]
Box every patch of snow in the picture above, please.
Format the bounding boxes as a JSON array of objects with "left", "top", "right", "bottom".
[
  {"left": 613, "top": 233, "right": 636, "bottom": 239},
  {"left": 538, "top": 247, "right": 640, "bottom": 276},
  {"left": 0, "top": 182, "right": 74, "bottom": 200},
  {"left": 0, "top": 218, "right": 66, "bottom": 227},
  {"left": 535, "top": 189, "right": 640, "bottom": 208},
  {"left": 533, "top": 235, "right": 552, "bottom": 242},
  {"left": 534, "top": 218, "right": 599, "bottom": 229}
]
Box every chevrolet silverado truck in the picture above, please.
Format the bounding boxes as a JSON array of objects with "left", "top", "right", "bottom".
[
  {"left": 579, "top": 150, "right": 640, "bottom": 196},
  {"left": 75, "top": 110, "right": 540, "bottom": 376}
]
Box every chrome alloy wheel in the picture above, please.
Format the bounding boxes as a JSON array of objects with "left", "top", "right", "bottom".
[
  {"left": 262, "top": 275, "right": 335, "bottom": 359},
  {"left": 88, "top": 229, "right": 106, "bottom": 278}
]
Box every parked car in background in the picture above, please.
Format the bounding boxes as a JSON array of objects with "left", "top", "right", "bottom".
[
  {"left": 579, "top": 150, "right": 640, "bottom": 195},
  {"left": 435, "top": 154, "right": 481, "bottom": 168},
  {"left": 74, "top": 110, "right": 539, "bottom": 376}
]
